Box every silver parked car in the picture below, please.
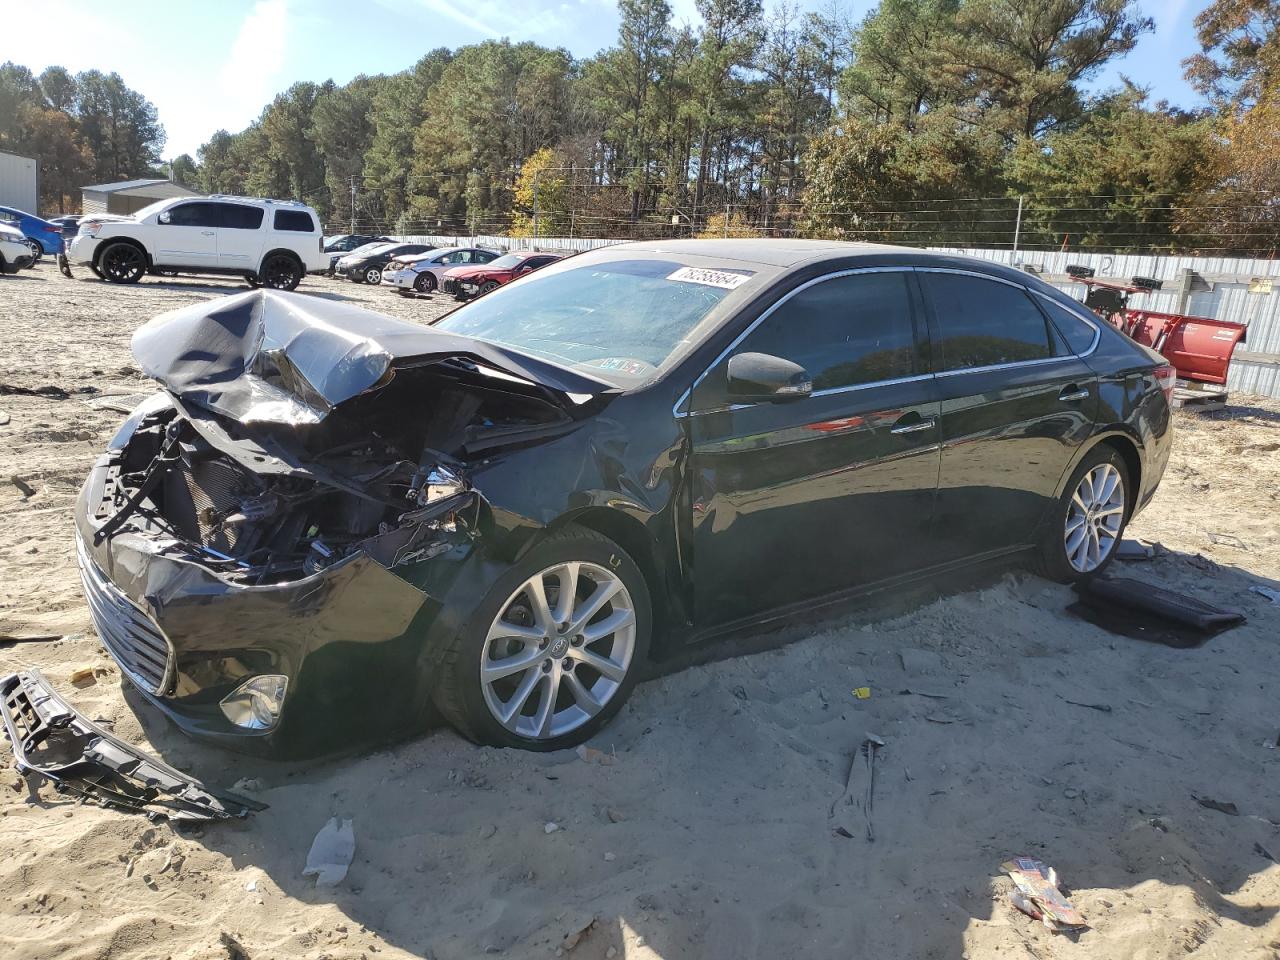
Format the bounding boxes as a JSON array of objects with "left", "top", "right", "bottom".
[{"left": 384, "top": 246, "right": 501, "bottom": 295}]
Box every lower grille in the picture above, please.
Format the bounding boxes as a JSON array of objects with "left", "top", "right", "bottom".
[{"left": 76, "top": 537, "right": 174, "bottom": 695}]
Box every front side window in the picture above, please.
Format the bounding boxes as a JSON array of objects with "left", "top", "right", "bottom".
[
  {"left": 711, "top": 271, "right": 919, "bottom": 401},
  {"left": 220, "top": 204, "right": 265, "bottom": 230},
  {"left": 921, "top": 273, "right": 1054, "bottom": 371},
  {"left": 164, "top": 203, "right": 221, "bottom": 228},
  {"left": 274, "top": 209, "right": 315, "bottom": 232}
]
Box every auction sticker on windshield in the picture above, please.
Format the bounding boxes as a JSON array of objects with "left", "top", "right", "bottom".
[{"left": 666, "top": 266, "right": 754, "bottom": 289}]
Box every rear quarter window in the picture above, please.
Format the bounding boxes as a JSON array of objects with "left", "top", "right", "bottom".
[
  {"left": 274, "top": 210, "right": 316, "bottom": 232},
  {"left": 1039, "top": 298, "right": 1099, "bottom": 355}
]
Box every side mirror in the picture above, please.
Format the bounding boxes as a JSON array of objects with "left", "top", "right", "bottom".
[
  {"left": 726, "top": 352, "right": 812, "bottom": 402},
  {"left": 158, "top": 211, "right": 171, "bottom": 224}
]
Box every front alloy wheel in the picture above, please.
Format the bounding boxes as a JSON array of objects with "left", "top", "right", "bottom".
[
  {"left": 413, "top": 271, "right": 436, "bottom": 293},
  {"left": 482, "top": 562, "right": 637, "bottom": 740},
  {"left": 1064, "top": 462, "right": 1125, "bottom": 573},
  {"left": 429, "top": 525, "right": 651, "bottom": 749},
  {"left": 98, "top": 242, "right": 146, "bottom": 283}
]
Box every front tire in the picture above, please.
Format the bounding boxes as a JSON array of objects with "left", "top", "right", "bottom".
[
  {"left": 1037, "top": 445, "right": 1130, "bottom": 582},
  {"left": 413, "top": 271, "right": 436, "bottom": 293},
  {"left": 479, "top": 279, "right": 499, "bottom": 295},
  {"left": 97, "top": 242, "right": 146, "bottom": 284},
  {"left": 430, "top": 525, "right": 651, "bottom": 750}
]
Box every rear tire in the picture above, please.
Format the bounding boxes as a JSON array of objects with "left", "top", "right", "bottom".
[
  {"left": 364, "top": 265, "right": 382, "bottom": 285},
  {"left": 429, "top": 525, "right": 651, "bottom": 751},
  {"left": 25, "top": 239, "right": 42, "bottom": 265},
  {"left": 1036, "top": 444, "right": 1130, "bottom": 583},
  {"left": 97, "top": 242, "right": 146, "bottom": 284},
  {"left": 259, "top": 253, "right": 302, "bottom": 291}
]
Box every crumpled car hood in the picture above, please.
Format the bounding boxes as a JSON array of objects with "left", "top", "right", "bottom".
[{"left": 131, "top": 290, "right": 614, "bottom": 425}]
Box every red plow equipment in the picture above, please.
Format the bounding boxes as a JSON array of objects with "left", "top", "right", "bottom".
[{"left": 1077, "top": 276, "right": 1247, "bottom": 407}]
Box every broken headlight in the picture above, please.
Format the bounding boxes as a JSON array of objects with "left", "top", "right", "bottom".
[{"left": 219, "top": 675, "right": 288, "bottom": 731}]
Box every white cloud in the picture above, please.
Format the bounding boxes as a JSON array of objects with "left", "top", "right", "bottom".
[
  {"left": 216, "top": 0, "right": 290, "bottom": 121},
  {"left": 414, "top": 0, "right": 503, "bottom": 39}
]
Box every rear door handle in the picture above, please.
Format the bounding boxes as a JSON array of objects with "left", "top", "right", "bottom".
[
  {"left": 201, "top": 230, "right": 216, "bottom": 236},
  {"left": 1059, "top": 385, "right": 1090, "bottom": 402},
  {"left": 890, "top": 415, "right": 936, "bottom": 435}
]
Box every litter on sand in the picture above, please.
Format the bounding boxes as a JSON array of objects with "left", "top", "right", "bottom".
[
  {"left": 303, "top": 817, "right": 356, "bottom": 888},
  {"left": 852, "top": 686, "right": 872, "bottom": 700},
  {"left": 1250, "top": 585, "right": 1280, "bottom": 605},
  {"left": 1001, "top": 857, "right": 1087, "bottom": 932}
]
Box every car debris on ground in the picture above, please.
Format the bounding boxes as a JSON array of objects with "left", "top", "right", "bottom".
[
  {"left": 0, "top": 670, "right": 264, "bottom": 822},
  {"left": 302, "top": 816, "right": 355, "bottom": 888},
  {"left": 1068, "top": 577, "right": 1246, "bottom": 647},
  {"left": 1001, "top": 857, "right": 1087, "bottom": 931}
]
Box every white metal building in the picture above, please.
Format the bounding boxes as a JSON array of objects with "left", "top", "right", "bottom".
[
  {"left": 80, "top": 179, "right": 199, "bottom": 216},
  {"left": 0, "top": 150, "right": 39, "bottom": 213}
]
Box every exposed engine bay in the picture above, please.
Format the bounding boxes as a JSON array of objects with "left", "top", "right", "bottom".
[{"left": 92, "top": 361, "right": 576, "bottom": 585}]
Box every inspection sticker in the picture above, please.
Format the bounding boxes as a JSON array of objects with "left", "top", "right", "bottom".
[{"left": 666, "top": 266, "right": 754, "bottom": 289}]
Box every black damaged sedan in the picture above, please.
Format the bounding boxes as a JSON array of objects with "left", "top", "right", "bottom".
[{"left": 76, "top": 240, "right": 1173, "bottom": 757}]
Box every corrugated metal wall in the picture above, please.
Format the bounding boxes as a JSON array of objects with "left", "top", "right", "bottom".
[
  {"left": 391, "top": 234, "right": 1280, "bottom": 398},
  {"left": 0, "top": 151, "right": 39, "bottom": 213}
]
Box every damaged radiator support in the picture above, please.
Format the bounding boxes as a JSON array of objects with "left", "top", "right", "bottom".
[{"left": 0, "top": 671, "right": 264, "bottom": 822}]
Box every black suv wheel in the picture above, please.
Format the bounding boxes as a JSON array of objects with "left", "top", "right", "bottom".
[
  {"left": 260, "top": 253, "right": 303, "bottom": 291},
  {"left": 98, "top": 242, "right": 146, "bottom": 284}
]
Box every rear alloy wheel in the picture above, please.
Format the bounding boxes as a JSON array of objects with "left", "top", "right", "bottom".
[
  {"left": 25, "top": 239, "right": 42, "bottom": 264},
  {"left": 364, "top": 265, "right": 383, "bottom": 285},
  {"left": 413, "top": 271, "right": 436, "bottom": 293},
  {"left": 259, "top": 254, "right": 302, "bottom": 291},
  {"left": 1037, "top": 445, "right": 1129, "bottom": 582},
  {"left": 430, "top": 526, "right": 651, "bottom": 750},
  {"left": 97, "top": 242, "right": 146, "bottom": 284}
]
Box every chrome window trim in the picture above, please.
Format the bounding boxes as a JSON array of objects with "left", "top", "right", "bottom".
[
  {"left": 674, "top": 266, "right": 920, "bottom": 418},
  {"left": 933, "top": 354, "right": 1074, "bottom": 378}
]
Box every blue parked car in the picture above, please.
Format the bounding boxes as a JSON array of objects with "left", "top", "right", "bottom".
[{"left": 0, "top": 206, "right": 64, "bottom": 260}]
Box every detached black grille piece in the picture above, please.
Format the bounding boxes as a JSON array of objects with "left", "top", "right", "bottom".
[
  {"left": 442, "top": 279, "right": 459, "bottom": 295},
  {"left": 76, "top": 537, "right": 173, "bottom": 695}
]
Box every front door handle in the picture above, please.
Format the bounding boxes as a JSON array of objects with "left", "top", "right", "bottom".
[
  {"left": 201, "top": 230, "right": 216, "bottom": 236},
  {"left": 1059, "top": 385, "right": 1090, "bottom": 402},
  {"left": 890, "top": 415, "right": 936, "bottom": 435}
]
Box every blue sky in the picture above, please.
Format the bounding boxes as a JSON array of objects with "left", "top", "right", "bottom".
[{"left": 2, "top": 0, "right": 1205, "bottom": 160}]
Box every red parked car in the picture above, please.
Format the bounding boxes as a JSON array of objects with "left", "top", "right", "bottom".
[{"left": 441, "top": 251, "right": 565, "bottom": 300}]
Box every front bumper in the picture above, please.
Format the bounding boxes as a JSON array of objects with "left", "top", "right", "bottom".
[
  {"left": 385, "top": 268, "right": 416, "bottom": 289},
  {"left": 74, "top": 444, "right": 480, "bottom": 757}
]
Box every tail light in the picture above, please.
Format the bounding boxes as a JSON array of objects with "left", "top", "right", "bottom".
[{"left": 1153, "top": 363, "right": 1177, "bottom": 403}]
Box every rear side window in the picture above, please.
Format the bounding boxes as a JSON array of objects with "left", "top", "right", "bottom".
[
  {"left": 1039, "top": 298, "right": 1098, "bottom": 355},
  {"left": 220, "top": 204, "right": 264, "bottom": 230},
  {"left": 733, "top": 271, "right": 919, "bottom": 392},
  {"left": 274, "top": 210, "right": 315, "bottom": 232},
  {"left": 921, "top": 273, "right": 1053, "bottom": 371},
  {"left": 475, "top": 250, "right": 498, "bottom": 263}
]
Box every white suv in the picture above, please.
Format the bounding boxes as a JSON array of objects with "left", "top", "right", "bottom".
[{"left": 68, "top": 195, "right": 328, "bottom": 290}]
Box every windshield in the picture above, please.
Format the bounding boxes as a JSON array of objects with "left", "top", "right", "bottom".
[
  {"left": 131, "top": 199, "right": 175, "bottom": 221},
  {"left": 347, "top": 241, "right": 394, "bottom": 257},
  {"left": 433, "top": 259, "right": 751, "bottom": 383},
  {"left": 486, "top": 254, "right": 526, "bottom": 270}
]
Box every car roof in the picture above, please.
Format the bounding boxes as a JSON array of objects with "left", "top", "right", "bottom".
[{"left": 603, "top": 238, "right": 912, "bottom": 268}]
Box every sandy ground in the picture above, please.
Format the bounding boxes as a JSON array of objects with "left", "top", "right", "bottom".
[{"left": 1, "top": 261, "right": 1279, "bottom": 960}]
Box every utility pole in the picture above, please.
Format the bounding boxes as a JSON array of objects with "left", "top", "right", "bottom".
[
  {"left": 532, "top": 168, "right": 541, "bottom": 242},
  {"left": 724, "top": 203, "right": 730, "bottom": 238},
  {"left": 349, "top": 176, "right": 357, "bottom": 234},
  {"left": 1012, "top": 195, "right": 1024, "bottom": 253}
]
